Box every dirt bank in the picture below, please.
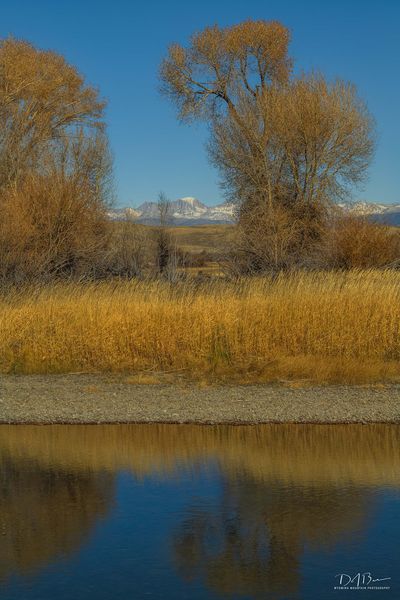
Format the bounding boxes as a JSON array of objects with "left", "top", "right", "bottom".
[{"left": 0, "top": 374, "right": 399, "bottom": 424}]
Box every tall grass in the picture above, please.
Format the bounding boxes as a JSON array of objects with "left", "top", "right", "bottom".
[{"left": 1, "top": 270, "right": 399, "bottom": 383}]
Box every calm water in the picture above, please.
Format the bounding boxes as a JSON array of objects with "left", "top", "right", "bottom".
[{"left": 0, "top": 423, "right": 399, "bottom": 600}]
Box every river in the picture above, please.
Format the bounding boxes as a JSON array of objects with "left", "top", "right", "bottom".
[{"left": 0, "top": 423, "right": 399, "bottom": 599}]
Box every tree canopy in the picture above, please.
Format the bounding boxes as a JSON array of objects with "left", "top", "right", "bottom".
[
  {"left": 0, "top": 38, "right": 105, "bottom": 188},
  {"left": 161, "top": 20, "right": 375, "bottom": 270}
]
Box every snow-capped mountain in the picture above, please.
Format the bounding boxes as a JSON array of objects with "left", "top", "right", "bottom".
[
  {"left": 109, "top": 197, "right": 236, "bottom": 225},
  {"left": 338, "top": 202, "right": 400, "bottom": 226},
  {"left": 109, "top": 197, "right": 400, "bottom": 226},
  {"left": 108, "top": 207, "right": 141, "bottom": 220}
]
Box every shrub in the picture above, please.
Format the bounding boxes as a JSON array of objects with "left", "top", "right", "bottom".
[
  {"left": 0, "top": 174, "right": 109, "bottom": 282},
  {"left": 322, "top": 214, "right": 400, "bottom": 269}
]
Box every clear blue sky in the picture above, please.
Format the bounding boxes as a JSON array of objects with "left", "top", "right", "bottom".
[{"left": 2, "top": 0, "right": 399, "bottom": 207}]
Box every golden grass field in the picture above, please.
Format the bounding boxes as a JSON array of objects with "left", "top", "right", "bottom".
[{"left": 0, "top": 269, "right": 399, "bottom": 384}]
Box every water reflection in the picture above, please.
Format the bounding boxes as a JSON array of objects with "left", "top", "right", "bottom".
[
  {"left": 0, "top": 457, "right": 114, "bottom": 581},
  {"left": 173, "top": 477, "right": 371, "bottom": 598},
  {"left": 1, "top": 423, "right": 398, "bottom": 485},
  {"left": 0, "top": 423, "right": 398, "bottom": 598}
]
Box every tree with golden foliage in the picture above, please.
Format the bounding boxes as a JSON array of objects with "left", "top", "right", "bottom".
[
  {"left": 0, "top": 38, "right": 113, "bottom": 281},
  {"left": 160, "top": 21, "right": 291, "bottom": 120},
  {"left": 161, "top": 21, "right": 375, "bottom": 270},
  {"left": 0, "top": 38, "right": 105, "bottom": 188}
]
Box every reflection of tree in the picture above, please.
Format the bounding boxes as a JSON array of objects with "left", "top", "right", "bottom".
[
  {"left": 0, "top": 423, "right": 394, "bottom": 596},
  {"left": 0, "top": 454, "right": 114, "bottom": 581},
  {"left": 174, "top": 475, "right": 371, "bottom": 599}
]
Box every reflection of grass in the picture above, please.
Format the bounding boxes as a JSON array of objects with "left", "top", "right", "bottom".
[
  {"left": 0, "top": 423, "right": 399, "bottom": 487},
  {"left": 0, "top": 269, "right": 400, "bottom": 383}
]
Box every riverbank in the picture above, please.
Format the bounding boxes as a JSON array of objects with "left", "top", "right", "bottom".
[{"left": 1, "top": 374, "right": 399, "bottom": 424}]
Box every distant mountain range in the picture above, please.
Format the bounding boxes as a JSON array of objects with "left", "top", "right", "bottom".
[
  {"left": 108, "top": 197, "right": 236, "bottom": 225},
  {"left": 338, "top": 202, "right": 400, "bottom": 225},
  {"left": 108, "top": 197, "right": 400, "bottom": 226}
]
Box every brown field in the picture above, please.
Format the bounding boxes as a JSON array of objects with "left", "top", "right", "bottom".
[
  {"left": 170, "top": 224, "right": 234, "bottom": 274},
  {"left": 0, "top": 269, "right": 399, "bottom": 384},
  {"left": 111, "top": 222, "right": 235, "bottom": 275},
  {"left": 117, "top": 222, "right": 235, "bottom": 254},
  {"left": 167, "top": 224, "right": 235, "bottom": 254}
]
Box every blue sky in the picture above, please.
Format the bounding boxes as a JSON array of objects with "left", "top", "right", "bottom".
[{"left": 2, "top": 0, "right": 399, "bottom": 207}]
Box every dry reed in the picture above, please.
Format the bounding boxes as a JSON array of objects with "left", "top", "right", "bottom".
[{"left": 0, "top": 270, "right": 399, "bottom": 383}]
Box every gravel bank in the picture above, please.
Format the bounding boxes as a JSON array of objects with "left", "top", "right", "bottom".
[{"left": 0, "top": 374, "right": 399, "bottom": 424}]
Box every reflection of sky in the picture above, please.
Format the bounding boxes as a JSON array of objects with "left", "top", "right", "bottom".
[
  {"left": 301, "top": 490, "right": 400, "bottom": 600},
  {"left": 2, "top": 467, "right": 224, "bottom": 600},
  {"left": 2, "top": 468, "right": 400, "bottom": 600}
]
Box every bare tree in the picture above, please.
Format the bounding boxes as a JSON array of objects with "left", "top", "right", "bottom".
[
  {"left": 160, "top": 21, "right": 375, "bottom": 271},
  {"left": 160, "top": 20, "right": 291, "bottom": 121},
  {"left": 155, "top": 192, "right": 178, "bottom": 277},
  {"left": 104, "top": 212, "right": 148, "bottom": 278}
]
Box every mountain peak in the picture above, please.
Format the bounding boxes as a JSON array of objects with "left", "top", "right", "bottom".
[
  {"left": 109, "top": 197, "right": 234, "bottom": 225},
  {"left": 109, "top": 198, "right": 400, "bottom": 226}
]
